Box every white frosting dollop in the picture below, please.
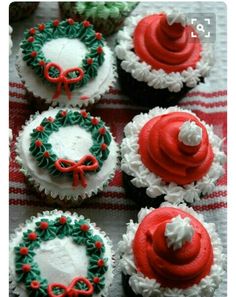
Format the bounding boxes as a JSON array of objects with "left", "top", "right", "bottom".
[
  {"left": 178, "top": 121, "right": 203, "bottom": 146},
  {"left": 165, "top": 215, "right": 194, "bottom": 250},
  {"left": 166, "top": 10, "right": 187, "bottom": 26},
  {"left": 9, "top": 25, "right": 13, "bottom": 56}
]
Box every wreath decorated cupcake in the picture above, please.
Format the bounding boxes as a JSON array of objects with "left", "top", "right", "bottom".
[
  {"left": 10, "top": 210, "right": 114, "bottom": 297},
  {"left": 115, "top": 10, "right": 214, "bottom": 107},
  {"left": 118, "top": 204, "right": 225, "bottom": 297},
  {"left": 16, "top": 108, "right": 118, "bottom": 205},
  {"left": 121, "top": 106, "right": 226, "bottom": 207},
  {"left": 59, "top": 2, "right": 138, "bottom": 36},
  {"left": 16, "top": 19, "right": 116, "bottom": 109}
]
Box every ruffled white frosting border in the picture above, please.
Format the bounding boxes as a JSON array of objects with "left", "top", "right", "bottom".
[
  {"left": 121, "top": 106, "right": 226, "bottom": 204},
  {"left": 9, "top": 209, "right": 115, "bottom": 297},
  {"left": 115, "top": 11, "right": 214, "bottom": 93},
  {"left": 15, "top": 107, "right": 120, "bottom": 201},
  {"left": 117, "top": 203, "right": 226, "bottom": 297}
]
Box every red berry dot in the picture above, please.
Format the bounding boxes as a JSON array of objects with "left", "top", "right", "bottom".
[
  {"left": 67, "top": 18, "right": 74, "bottom": 25},
  {"left": 20, "top": 247, "right": 29, "bottom": 256},
  {"left": 43, "top": 151, "right": 50, "bottom": 158},
  {"left": 22, "top": 264, "right": 31, "bottom": 273},
  {"left": 47, "top": 116, "right": 54, "bottom": 122},
  {"left": 60, "top": 111, "right": 67, "bottom": 117},
  {"left": 97, "top": 259, "right": 104, "bottom": 267},
  {"left": 95, "top": 32, "right": 102, "bottom": 40},
  {"left": 35, "top": 140, "right": 42, "bottom": 147},
  {"left": 29, "top": 28, "right": 36, "bottom": 35},
  {"left": 31, "top": 51, "right": 37, "bottom": 58},
  {"left": 101, "top": 143, "right": 107, "bottom": 151},
  {"left": 59, "top": 216, "right": 67, "bottom": 224},
  {"left": 39, "top": 60, "right": 45, "bottom": 66},
  {"left": 30, "top": 280, "right": 40, "bottom": 290},
  {"left": 87, "top": 58, "right": 93, "bottom": 65},
  {"left": 36, "top": 125, "right": 44, "bottom": 132},
  {"left": 93, "top": 277, "right": 100, "bottom": 284},
  {"left": 80, "top": 224, "right": 89, "bottom": 232},
  {"left": 83, "top": 20, "right": 90, "bottom": 27},
  {"left": 40, "top": 221, "right": 49, "bottom": 230},
  {"left": 53, "top": 19, "right": 60, "bottom": 27},
  {"left": 91, "top": 117, "right": 99, "bottom": 125},
  {"left": 80, "top": 111, "right": 88, "bottom": 118},
  {"left": 95, "top": 241, "right": 103, "bottom": 249},
  {"left": 28, "top": 36, "right": 34, "bottom": 43},
  {"left": 99, "top": 127, "right": 106, "bottom": 135},
  {"left": 97, "top": 46, "right": 103, "bottom": 54},
  {"left": 38, "top": 24, "right": 45, "bottom": 31},
  {"left": 28, "top": 232, "right": 37, "bottom": 241}
]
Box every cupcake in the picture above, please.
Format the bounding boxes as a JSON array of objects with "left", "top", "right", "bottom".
[
  {"left": 9, "top": 2, "right": 39, "bottom": 22},
  {"left": 16, "top": 19, "right": 116, "bottom": 110},
  {"left": 118, "top": 204, "right": 225, "bottom": 297},
  {"left": 15, "top": 108, "right": 118, "bottom": 206},
  {"left": 9, "top": 209, "right": 114, "bottom": 297},
  {"left": 115, "top": 10, "right": 213, "bottom": 107},
  {"left": 121, "top": 106, "right": 226, "bottom": 207},
  {"left": 59, "top": 2, "right": 138, "bottom": 36}
]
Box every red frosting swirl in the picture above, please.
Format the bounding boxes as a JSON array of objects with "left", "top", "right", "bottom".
[
  {"left": 133, "top": 14, "right": 202, "bottom": 73},
  {"left": 133, "top": 207, "right": 213, "bottom": 288},
  {"left": 138, "top": 112, "right": 214, "bottom": 185}
]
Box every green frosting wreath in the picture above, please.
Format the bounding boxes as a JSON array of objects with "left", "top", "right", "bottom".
[
  {"left": 29, "top": 109, "right": 112, "bottom": 187},
  {"left": 20, "top": 19, "right": 105, "bottom": 97},
  {"left": 14, "top": 214, "right": 108, "bottom": 297}
]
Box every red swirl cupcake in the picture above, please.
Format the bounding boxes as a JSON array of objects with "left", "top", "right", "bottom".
[
  {"left": 118, "top": 204, "right": 225, "bottom": 297},
  {"left": 115, "top": 10, "right": 213, "bottom": 107},
  {"left": 121, "top": 106, "right": 226, "bottom": 207}
]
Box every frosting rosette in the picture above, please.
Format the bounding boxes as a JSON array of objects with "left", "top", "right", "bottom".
[
  {"left": 118, "top": 204, "right": 225, "bottom": 297},
  {"left": 138, "top": 111, "right": 214, "bottom": 185},
  {"left": 134, "top": 13, "right": 201, "bottom": 73},
  {"left": 133, "top": 207, "right": 213, "bottom": 289}
]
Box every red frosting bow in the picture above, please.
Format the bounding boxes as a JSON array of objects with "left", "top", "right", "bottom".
[
  {"left": 44, "top": 62, "right": 84, "bottom": 100},
  {"left": 48, "top": 277, "right": 94, "bottom": 297},
  {"left": 55, "top": 155, "right": 99, "bottom": 187}
]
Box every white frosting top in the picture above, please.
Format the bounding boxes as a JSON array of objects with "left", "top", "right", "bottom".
[
  {"left": 118, "top": 203, "right": 225, "bottom": 297},
  {"left": 121, "top": 106, "right": 226, "bottom": 203},
  {"left": 166, "top": 10, "right": 187, "bottom": 26},
  {"left": 9, "top": 210, "right": 114, "bottom": 297},
  {"left": 115, "top": 11, "right": 214, "bottom": 92},
  {"left": 165, "top": 215, "right": 194, "bottom": 250},
  {"left": 16, "top": 108, "right": 119, "bottom": 201},
  {"left": 16, "top": 38, "right": 116, "bottom": 107},
  {"left": 9, "top": 25, "right": 13, "bottom": 56},
  {"left": 178, "top": 121, "right": 203, "bottom": 146}
]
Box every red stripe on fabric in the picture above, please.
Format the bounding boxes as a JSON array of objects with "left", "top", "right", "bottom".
[
  {"left": 9, "top": 92, "right": 27, "bottom": 99},
  {"left": 204, "top": 190, "right": 227, "bottom": 199},
  {"left": 9, "top": 82, "right": 25, "bottom": 89},
  {"left": 193, "top": 202, "right": 227, "bottom": 211},
  {"left": 179, "top": 101, "right": 227, "bottom": 108},
  {"left": 186, "top": 90, "right": 227, "bottom": 98}
]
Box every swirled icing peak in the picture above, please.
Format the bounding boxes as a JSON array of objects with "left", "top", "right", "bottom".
[
  {"left": 133, "top": 13, "right": 202, "bottom": 73},
  {"left": 133, "top": 207, "right": 213, "bottom": 289},
  {"left": 178, "top": 121, "right": 202, "bottom": 146},
  {"left": 166, "top": 10, "right": 187, "bottom": 26},
  {"left": 138, "top": 111, "right": 214, "bottom": 185},
  {"left": 165, "top": 215, "right": 194, "bottom": 250}
]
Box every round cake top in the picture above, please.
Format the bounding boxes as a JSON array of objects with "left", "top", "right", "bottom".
[
  {"left": 20, "top": 19, "right": 105, "bottom": 102},
  {"left": 10, "top": 210, "right": 113, "bottom": 297},
  {"left": 74, "top": 2, "right": 138, "bottom": 19},
  {"left": 133, "top": 12, "right": 202, "bottom": 73},
  {"left": 133, "top": 207, "right": 213, "bottom": 289},
  {"left": 16, "top": 108, "right": 118, "bottom": 200},
  {"left": 138, "top": 111, "right": 214, "bottom": 185}
]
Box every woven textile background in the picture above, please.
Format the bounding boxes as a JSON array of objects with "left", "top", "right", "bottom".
[{"left": 9, "top": 2, "right": 227, "bottom": 297}]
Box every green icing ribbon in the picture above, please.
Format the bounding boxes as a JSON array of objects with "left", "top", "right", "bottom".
[
  {"left": 20, "top": 19, "right": 105, "bottom": 98},
  {"left": 29, "top": 109, "right": 112, "bottom": 187},
  {"left": 14, "top": 215, "right": 109, "bottom": 296}
]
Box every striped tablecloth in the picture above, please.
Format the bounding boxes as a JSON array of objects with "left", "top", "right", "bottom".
[{"left": 9, "top": 2, "right": 227, "bottom": 297}]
